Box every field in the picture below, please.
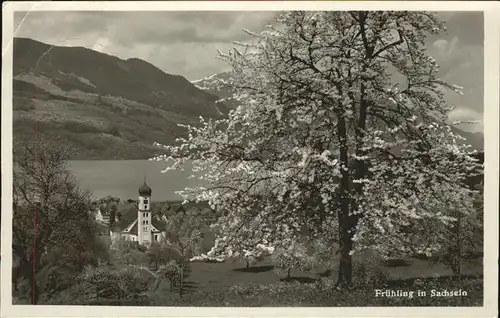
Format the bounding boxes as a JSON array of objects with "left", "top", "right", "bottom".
[
  {"left": 179, "top": 255, "right": 482, "bottom": 294},
  {"left": 139, "top": 254, "right": 483, "bottom": 307},
  {"left": 20, "top": 247, "right": 481, "bottom": 307}
]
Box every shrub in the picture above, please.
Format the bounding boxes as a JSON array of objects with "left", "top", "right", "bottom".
[
  {"left": 45, "top": 265, "right": 152, "bottom": 305},
  {"left": 352, "top": 253, "right": 387, "bottom": 287},
  {"left": 36, "top": 264, "right": 81, "bottom": 302}
]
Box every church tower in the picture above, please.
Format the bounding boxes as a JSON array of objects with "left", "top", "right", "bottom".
[{"left": 137, "top": 178, "right": 152, "bottom": 245}]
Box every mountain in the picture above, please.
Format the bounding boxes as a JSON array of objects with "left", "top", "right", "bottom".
[
  {"left": 450, "top": 128, "right": 484, "bottom": 151},
  {"left": 191, "top": 72, "right": 238, "bottom": 109},
  {"left": 13, "top": 37, "right": 482, "bottom": 161},
  {"left": 13, "top": 37, "right": 230, "bottom": 160}
]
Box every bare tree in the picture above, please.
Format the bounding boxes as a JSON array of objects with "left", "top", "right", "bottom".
[{"left": 13, "top": 138, "right": 100, "bottom": 304}]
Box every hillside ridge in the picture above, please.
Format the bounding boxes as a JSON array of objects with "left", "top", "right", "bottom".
[
  {"left": 13, "top": 37, "right": 229, "bottom": 160},
  {"left": 12, "top": 38, "right": 483, "bottom": 160}
]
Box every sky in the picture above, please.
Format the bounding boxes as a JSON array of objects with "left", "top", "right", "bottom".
[{"left": 13, "top": 11, "right": 484, "bottom": 132}]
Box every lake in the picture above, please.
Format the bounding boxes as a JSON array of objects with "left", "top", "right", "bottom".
[{"left": 68, "top": 160, "right": 200, "bottom": 201}]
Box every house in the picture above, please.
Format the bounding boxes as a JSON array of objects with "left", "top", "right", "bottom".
[
  {"left": 110, "top": 179, "right": 167, "bottom": 247},
  {"left": 95, "top": 208, "right": 110, "bottom": 225}
]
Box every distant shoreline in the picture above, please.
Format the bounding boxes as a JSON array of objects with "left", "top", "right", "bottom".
[{"left": 69, "top": 158, "right": 156, "bottom": 162}]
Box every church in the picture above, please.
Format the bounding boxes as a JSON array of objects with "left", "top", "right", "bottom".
[{"left": 109, "top": 180, "right": 167, "bottom": 246}]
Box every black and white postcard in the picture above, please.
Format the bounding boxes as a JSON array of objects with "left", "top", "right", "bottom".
[{"left": 1, "top": 1, "right": 499, "bottom": 317}]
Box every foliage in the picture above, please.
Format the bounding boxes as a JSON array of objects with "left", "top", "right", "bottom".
[
  {"left": 157, "top": 260, "right": 183, "bottom": 292},
  {"left": 272, "top": 234, "right": 339, "bottom": 279},
  {"left": 272, "top": 240, "right": 312, "bottom": 278},
  {"left": 161, "top": 206, "right": 206, "bottom": 261},
  {"left": 433, "top": 189, "right": 483, "bottom": 276},
  {"left": 148, "top": 203, "right": 207, "bottom": 297},
  {"left": 154, "top": 11, "right": 482, "bottom": 286},
  {"left": 32, "top": 237, "right": 111, "bottom": 302},
  {"left": 147, "top": 241, "right": 182, "bottom": 270},
  {"left": 307, "top": 234, "right": 339, "bottom": 271},
  {"left": 93, "top": 195, "right": 121, "bottom": 228},
  {"left": 234, "top": 243, "right": 271, "bottom": 268},
  {"left": 351, "top": 252, "right": 388, "bottom": 287},
  {"left": 45, "top": 264, "right": 152, "bottom": 305},
  {"left": 12, "top": 138, "right": 107, "bottom": 304},
  {"left": 110, "top": 240, "right": 149, "bottom": 266},
  {"left": 114, "top": 201, "right": 139, "bottom": 226}
]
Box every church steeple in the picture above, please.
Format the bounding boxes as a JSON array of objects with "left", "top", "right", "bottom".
[
  {"left": 138, "top": 176, "right": 152, "bottom": 196},
  {"left": 138, "top": 178, "right": 152, "bottom": 245}
]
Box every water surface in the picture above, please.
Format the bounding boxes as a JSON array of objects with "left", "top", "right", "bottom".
[{"left": 68, "top": 160, "right": 198, "bottom": 201}]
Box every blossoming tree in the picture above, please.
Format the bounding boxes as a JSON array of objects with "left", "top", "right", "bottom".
[
  {"left": 272, "top": 240, "right": 312, "bottom": 279},
  {"left": 154, "top": 11, "right": 482, "bottom": 287}
]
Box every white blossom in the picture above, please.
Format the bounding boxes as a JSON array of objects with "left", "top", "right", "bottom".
[{"left": 153, "top": 11, "right": 481, "bottom": 271}]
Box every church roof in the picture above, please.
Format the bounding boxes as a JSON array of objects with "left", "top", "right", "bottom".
[
  {"left": 118, "top": 218, "right": 166, "bottom": 236},
  {"left": 151, "top": 222, "right": 164, "bottom": 233},
  {"left": 122, "top": 220, "right": 138, "bottom": 235},
  {"left": 138, "top": 180, "right": 152, "bottom": 196}
]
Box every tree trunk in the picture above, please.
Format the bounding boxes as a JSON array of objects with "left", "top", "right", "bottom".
[
  {"left": 16, "top": 249, "right": 41, "bottom": 304},
  {"left": 455, "top": 217, "right": 463, "bottom": 279},
  {"left": 456, "top": 260, "right": 462, "bottom": 278},
  {"left": 12, "top": 266, "right": 20, "bottom": 291},
  {"left": 337, "top": 193, "right": 355, "bottom": 288},
  {"left": 335, "top": 111, "right": 354, "bottom": 288},
  {"left": 451, "top": 259, "right": 461, "bottom": 278},
  {"left": 336, "top": 12, "right": 372, "bottom": 289},
  {"left": 287, "top": 267, "right": 291, "bottom": 279},
  {"left": 28, "top": 268, "right": 40, "bottom": 305},
  {"left": 179, "top": 263, "right": 184, "bottom": 298},
  {"left": 450, "top": 245, "right": 462, "bottom": 279},
  {"left": 447, "top": 216, "right": 463, "bottom": 279},
  {"left": 246, "top": 261, "right": 249, "bottom": 269},
  {"left": 337, "top": 223, "right": 354, "bottom": 287}
]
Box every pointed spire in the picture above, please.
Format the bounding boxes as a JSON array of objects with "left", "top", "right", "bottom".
[{"left": 138, "top": 174, "right": 152, "bottom": 196}]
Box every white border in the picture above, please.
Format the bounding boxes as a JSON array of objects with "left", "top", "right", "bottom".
[{"left": 2, "top": 2, "right": 499, "bottom": 318}]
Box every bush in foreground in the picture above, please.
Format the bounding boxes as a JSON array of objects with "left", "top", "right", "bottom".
[{"left": 44, "top": 265, "right": 153, "bottom": 305}]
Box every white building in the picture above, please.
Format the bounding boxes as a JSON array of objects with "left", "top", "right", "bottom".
[
  {"left": 110, "top": 180, "right": 166, "bottom": 246},
  {"left": 95, "top": 208, "right": 109, "bottom": 224}
]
